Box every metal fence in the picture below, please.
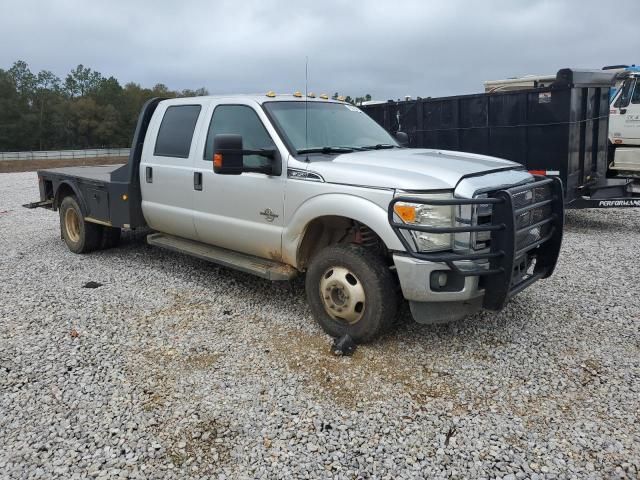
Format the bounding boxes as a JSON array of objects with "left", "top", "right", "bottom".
[{"left": 0, "top": 148, "right": 130, "bottom": 161}]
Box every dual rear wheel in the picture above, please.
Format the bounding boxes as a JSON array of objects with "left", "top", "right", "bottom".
[{"left": 59, "top": 196, "right": 120, "bottom": 253}]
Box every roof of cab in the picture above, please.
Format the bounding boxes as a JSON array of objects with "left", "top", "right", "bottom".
[{"left": 160, "top": 94, "right": 347, "bottom": 106}]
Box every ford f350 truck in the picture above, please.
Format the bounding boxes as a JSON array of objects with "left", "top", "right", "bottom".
[{"left": 26, "top": 94, "right": 564, "bottom": 342}]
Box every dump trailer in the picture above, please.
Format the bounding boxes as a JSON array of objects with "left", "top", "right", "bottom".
[{"left": 362, "top": 69, "right": 640, "bottom": 208}]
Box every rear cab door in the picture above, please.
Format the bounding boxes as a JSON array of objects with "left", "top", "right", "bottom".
[{"left": 140, "top": 99, "right": 206, "bottom": 240}]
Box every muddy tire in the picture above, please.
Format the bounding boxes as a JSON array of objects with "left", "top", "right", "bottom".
[
  {"left": 101, "top": 226, "right": 121, "bottom": 249},
  {"left": 305, "top": 244, "right": 398, "bottom": 343},
  {"left": 59, "top": 195, "right": 102, "bottom": 253}
]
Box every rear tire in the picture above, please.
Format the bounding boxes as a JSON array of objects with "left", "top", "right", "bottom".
[
  {"left": 59, "top": 195, "right": 102, "bottom": 253},
  {"left": 305, "top": 244, "right": 398, "bottom": 343}
]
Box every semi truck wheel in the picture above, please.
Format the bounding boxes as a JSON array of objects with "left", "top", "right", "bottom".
[
  {"left": 59, "top": 195, "right": 102, "bottom": 253},
  {"left": 305, "top": 244, "right": 398, "bottom": 342}
]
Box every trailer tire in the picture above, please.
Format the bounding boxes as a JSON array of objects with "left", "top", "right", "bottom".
[
  {"left": 101, "top": 227, "right": 121, "bottom": 250},
  {"left": 59, "top": 195, "right": 102, "bottom": 254},
  {"left": 305, "top": 244, "right": 398, "bottom": 343}
]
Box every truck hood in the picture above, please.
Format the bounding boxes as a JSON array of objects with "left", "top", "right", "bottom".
[{"left": 307, "top": 148, "right": 522, "bottom": 190}]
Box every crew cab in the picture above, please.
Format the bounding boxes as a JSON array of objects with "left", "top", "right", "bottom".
[{"left": 27, "top": 94, "right": 564, "bottom": 342}]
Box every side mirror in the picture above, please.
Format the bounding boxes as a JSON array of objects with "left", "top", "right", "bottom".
[
  {"left": 395, "top": 131, "right": 409, "bottom": 147},
  {"left": 213, "top": 134, "right": 244, "bottom": 175},
  {"left": 213, "top": 133, "right": 281, "bottom": 175}
]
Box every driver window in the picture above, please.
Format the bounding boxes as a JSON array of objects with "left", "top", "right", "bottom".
[
  {"left": 632, "top": 80, "right": 640, "bottom": 104},
  {"left": 204, "top": 105, "right": 275, "bottom": 168},
  {"left": 614, "top": 79, "right": 634, "bottom": 108}
]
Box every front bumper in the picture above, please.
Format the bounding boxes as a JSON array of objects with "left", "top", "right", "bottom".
[
  {"left": 393, "top": 254, "right": 483, "bottom": 302},
  {"left": 390, "top": 176, "right": 564, "bottom": 312}
]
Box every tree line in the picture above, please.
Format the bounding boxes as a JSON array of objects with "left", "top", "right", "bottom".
[
  {"left": 0, "top": 60, "right": 374, "bottom": 152},
  {"left": 0, "top": 60, "right": 209, "bottom": 152}
]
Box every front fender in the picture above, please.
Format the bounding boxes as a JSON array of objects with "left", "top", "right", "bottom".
[{"left": 282, "top": 193, "right": 405, "bottom": 267}]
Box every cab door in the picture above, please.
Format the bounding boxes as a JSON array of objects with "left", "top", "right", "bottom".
[
  {"left": 191, "top": 101, "right": 287, "bottom": 260},
  {"left": 610, "top": 78, "right": 640, "bottom": 144},
  {"left": 139, "top": 102, "right": 203, "bottom": 240}
]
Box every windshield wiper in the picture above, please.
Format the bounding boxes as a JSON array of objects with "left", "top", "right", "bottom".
[
  {"left": 360, "top": 144, "right": 397, "bottom": 150},
  {"left": 297, "top": 146, "right": 355, "bottom": 154}
]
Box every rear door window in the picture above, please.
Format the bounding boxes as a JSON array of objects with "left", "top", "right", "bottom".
[{"left": 154, "top": 105, "right": 202, "bottom": 158}]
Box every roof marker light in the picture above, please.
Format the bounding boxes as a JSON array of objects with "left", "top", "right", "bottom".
[
  {"left": 293, "top": 91, "right": 302, "bottom": 98},
  {"left": 319, "top": 94, "right": 329, "bottom": 100},
  {"left": 266, "top": 91, "right": 276, "bottom": 97},
  {"left": 307, "top": 92, "right": 316, "bottom": 98},
  {"left": 337, "top": 96, "right": 346, "bottom": 101}
]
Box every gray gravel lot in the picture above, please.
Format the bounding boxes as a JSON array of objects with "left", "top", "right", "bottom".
[{"left": 1, "top": 171, "right": 639, "bottom": 479}]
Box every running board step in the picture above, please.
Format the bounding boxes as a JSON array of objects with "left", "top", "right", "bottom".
[{"left": 147, "top": 233, "right": 297, "bottom": 281}]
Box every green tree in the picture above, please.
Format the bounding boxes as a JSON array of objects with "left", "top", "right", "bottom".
[
  {"left": 180, "top": 87, "right": 209, "bottom": 97},
  {"left": 0, "top": 68, "right": 23, "bottom": 150},
  {"left": 8, "top": 60, "right": 36, "bottom": 98},
  {"left": 65, "top": 64, "right": 103, "bottom": 97},
  {"left": 152, "top": 83, "right": 171, "bottom": 96},
  {"left": 34, "top": 70, "right": 61, "bottom": 149}
]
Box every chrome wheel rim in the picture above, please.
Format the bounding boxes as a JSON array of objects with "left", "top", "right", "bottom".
[
  {"left": 319, "top": 266, "right": 366, "bottom": 324},
  {"left": 65, "top": 208, "right": 81, "bottom": 243}
]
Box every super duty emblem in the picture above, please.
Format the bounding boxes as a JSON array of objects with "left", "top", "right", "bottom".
[{"left": 260, "top": 208, "right": 279, "bottom": 222}]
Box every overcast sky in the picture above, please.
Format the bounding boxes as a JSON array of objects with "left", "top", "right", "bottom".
[{"left": 1, "top": 0, "right": 638, "bottom": 99}]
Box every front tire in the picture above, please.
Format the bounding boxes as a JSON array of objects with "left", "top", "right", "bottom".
[
  {"left": 305, "top": 244, "right": 398, "bottom": 342},
  {"left": 59, "top": 195, "right": 102, "bottom": 253}
]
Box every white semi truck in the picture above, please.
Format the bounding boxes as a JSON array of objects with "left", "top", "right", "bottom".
[{"left": 608, "top": 68, "right": 640, "bottom": 186}]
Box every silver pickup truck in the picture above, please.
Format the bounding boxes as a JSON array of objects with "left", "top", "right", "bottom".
[{"left": 27, "top": 94, "right": 564, "bottom": 342}]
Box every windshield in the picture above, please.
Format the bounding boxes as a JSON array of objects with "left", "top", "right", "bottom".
[{"left": 263, "top": 101, "right": 398, "bottom": 154}]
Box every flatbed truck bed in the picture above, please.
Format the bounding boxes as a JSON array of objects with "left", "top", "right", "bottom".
[{"left": 27, "top": 98, "right": 162, "bottom": 228}]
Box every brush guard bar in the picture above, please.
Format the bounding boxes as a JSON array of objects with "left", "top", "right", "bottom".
[{"left": 389, "top": 176, "right": 564, "bottom": 310}]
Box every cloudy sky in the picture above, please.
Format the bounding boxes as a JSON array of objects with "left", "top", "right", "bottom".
[{"left": 1, "top": 0, "right": 638, "bottom": 99}]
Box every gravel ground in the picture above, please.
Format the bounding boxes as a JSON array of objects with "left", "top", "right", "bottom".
[{"left": 1, "top": 171, "right": 639, "bottom": 479}]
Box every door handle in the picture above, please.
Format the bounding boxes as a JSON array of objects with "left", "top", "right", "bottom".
[
  {"left": 145, "top": 166, "right": 153, "bottom": 183},
  {"left": 194, "top": 172, "right": 203, "bottom": 191},
  {"left": 620, "top": 108, "right": 627, "bottom": 114}
]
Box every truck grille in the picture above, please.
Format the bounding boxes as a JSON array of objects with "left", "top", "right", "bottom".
[
  {"left": 389, "top": 176, "right": 564, "bottom": 311},
  {"left": 512, "top": 182, "right": 554, "bottom": 254},
  {"left": 472, "top": 182, "right": 554, "bottom": 254},
  {"left": 470, "top": 198, "right": 493, "bottom": 251}
]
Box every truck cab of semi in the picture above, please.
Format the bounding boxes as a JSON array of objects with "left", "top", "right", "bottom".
[
  {"left": 609, "top": 71, "right": 640, "bottom": 184},
  {"left": 30, "top": 94, "right": 564, "bottom": 342}
]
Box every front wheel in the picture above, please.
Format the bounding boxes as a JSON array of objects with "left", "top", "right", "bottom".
[{"left": 305, "top": 244, "right": 398, "bottom": 343}]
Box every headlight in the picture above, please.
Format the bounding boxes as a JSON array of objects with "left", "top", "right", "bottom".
[{"left": 392, "top": 192, "right": 454, "bottom": 252}]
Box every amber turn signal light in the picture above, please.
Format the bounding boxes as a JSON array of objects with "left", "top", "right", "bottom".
[
  {"left": 214, "top": 153, "right": 223, "bottom": 168},
  {"left": 394, "top": 204, "right": 417, "bottom": 223}
]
